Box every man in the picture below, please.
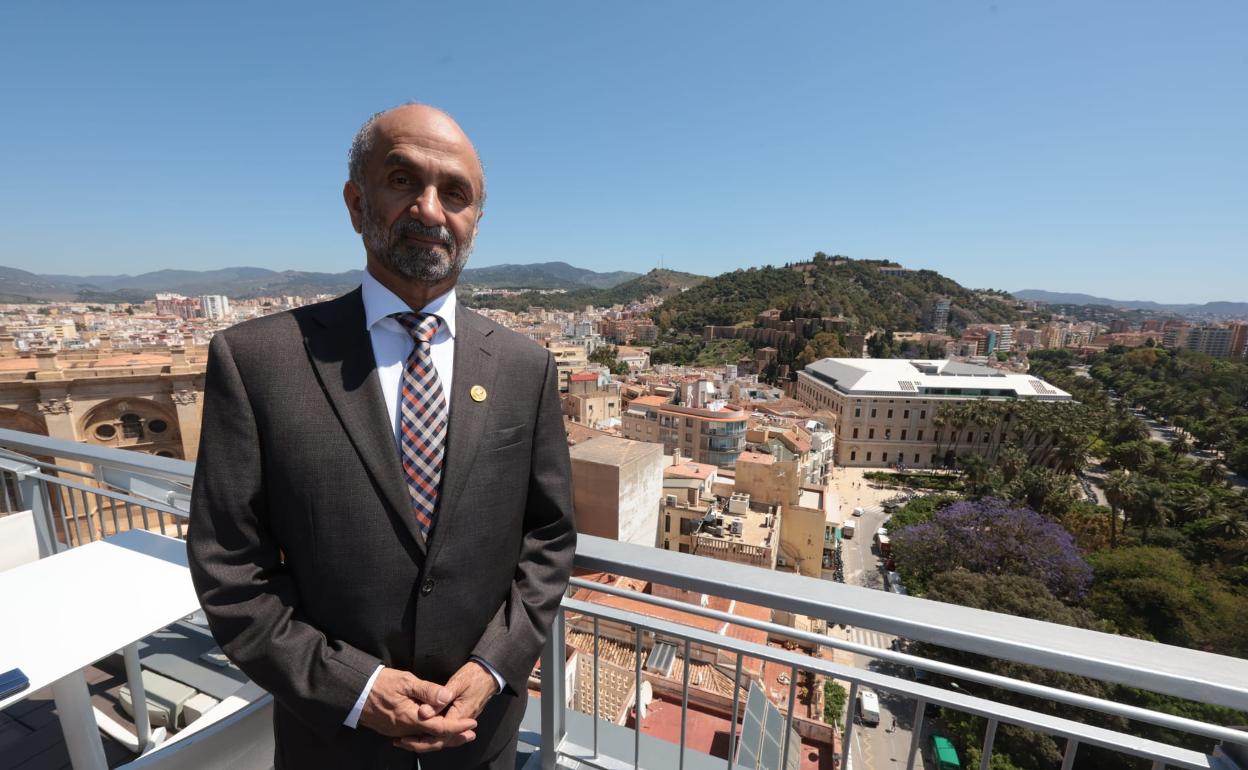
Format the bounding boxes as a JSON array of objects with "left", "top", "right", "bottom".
[{"left": 187, "top": 103, "right": 577, "bottom": 769}]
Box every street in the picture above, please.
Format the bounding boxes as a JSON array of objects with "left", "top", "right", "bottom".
[{"left": 824, "top": 470, "right": 930, "bottom": 769}]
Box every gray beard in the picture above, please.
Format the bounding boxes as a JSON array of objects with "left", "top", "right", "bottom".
[{"left": 360, "top": 198, "right": 474, "bottom": 282}]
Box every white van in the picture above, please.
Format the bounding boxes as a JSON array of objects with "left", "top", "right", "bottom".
[
  {"left": 842, "top": 520, "right": 856, "bottom": 539},
  {"left": 857, "top": 688, "right": 881, "bottom": 726}
]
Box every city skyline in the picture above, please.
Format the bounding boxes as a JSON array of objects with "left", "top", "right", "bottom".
[{"left": 1, "top": 2, "right": 1245, "bottom": 304}]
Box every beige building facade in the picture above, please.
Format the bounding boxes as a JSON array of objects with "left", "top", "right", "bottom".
[
  {"left": 794, "top": 358, "right": 1072, "bottom": 469},
  {"left": 0, "top": 337, "right": 206, "bottom": 462},
  {"left": 563, "top": 372, "right": 622, "bottom": 429},
  {"left": 569, "top": 436, "right": 664, "bottom": 547}
]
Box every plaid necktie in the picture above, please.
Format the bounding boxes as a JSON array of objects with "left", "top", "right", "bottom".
[{"left": 391, "top": 312, "right": 448, "bottom": 537}]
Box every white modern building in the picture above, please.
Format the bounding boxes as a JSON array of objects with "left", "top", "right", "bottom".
[{"left": 794, "top": 358, "right": 1073, "bottom": 468}]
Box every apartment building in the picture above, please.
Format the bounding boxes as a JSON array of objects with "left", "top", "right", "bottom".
[
  {"left": 621, "top": 396, "right": 747, "bottom": 468},
  {"left": 793, "top": 358, "right": 1073, "bottom": 468},
  {"left": 563, "top": 371, "right": 622, "bottom": 428},
  {"left": 1179, "top": 325, "right": 1247, "bottom": 359}
]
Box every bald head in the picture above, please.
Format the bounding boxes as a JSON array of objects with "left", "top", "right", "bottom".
[{"left": 347, "top": 103, "right": 486, "bottom": 207}]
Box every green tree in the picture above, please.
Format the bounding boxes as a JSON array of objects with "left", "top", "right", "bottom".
[
  {"left": 587, "top": 345, "right": 630, "bottom": 376},
  {"left": 794, "top": 332, "right": 847, "bottom": 369},
  {"left": 822, "top": 680, "right": 847, "bottom": 725}
]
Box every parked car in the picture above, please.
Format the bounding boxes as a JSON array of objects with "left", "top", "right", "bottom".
[{"left": 852, "top": 506, "right": 865, "bottom": 517}]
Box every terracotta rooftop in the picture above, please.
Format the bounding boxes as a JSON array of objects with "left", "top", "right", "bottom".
[
  {"left": 737, "top": 451, "right": 776, "bottom": 466},
  {"left": 629, "top": 395, "right": 670, "bottom": 407},
  {"left": 664, "top": 461, "right": 717, "bottom": 481}
]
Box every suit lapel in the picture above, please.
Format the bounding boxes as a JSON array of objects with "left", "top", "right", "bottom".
[
  {"left": 426, "top": 304, "right": 498, "bottom": 563},
  {"left": 302, "top": 288, "right": 427, "bottom": 554}
]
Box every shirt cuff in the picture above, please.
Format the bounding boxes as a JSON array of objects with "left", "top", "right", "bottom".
[
  {"left": 344, "top": 665, "right": 385, "bottom": 728},
  {"left": 470, "top": 655, "right": 505, "bottom": 694}
]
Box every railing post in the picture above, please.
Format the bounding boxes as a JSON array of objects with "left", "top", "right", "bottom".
[
  {"left": 841, "top": 681, "right": 859, "bottom": 770},
  {"left": 4, "top": 459, "right": 60, "bottom": 557},
  {"left": 540, "top": 610, "right": 567, "bottom": 770}
]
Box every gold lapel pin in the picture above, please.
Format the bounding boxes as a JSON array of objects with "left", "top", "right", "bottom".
[{"left": 470, "top": 385, "right": 488, "bottom": 402}]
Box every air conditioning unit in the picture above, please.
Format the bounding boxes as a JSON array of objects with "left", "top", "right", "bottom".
[
  {"left": 730, "top": 520, "right": 743, "bottom": 536},
  {"left": 665, "top": 495, "right": 677, "bottom": 506}
]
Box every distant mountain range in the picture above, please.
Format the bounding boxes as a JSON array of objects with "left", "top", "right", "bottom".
[
  {"left": 1012, "top": 290, "right": 1248, "bottom": 319},
  {"left": 0, "top": 262, "right": 643, "bottom": 303}
]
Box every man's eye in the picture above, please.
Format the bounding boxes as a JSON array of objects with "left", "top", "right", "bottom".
[{"left": 392, "top": 175, "right": 410, "bottom": 186}]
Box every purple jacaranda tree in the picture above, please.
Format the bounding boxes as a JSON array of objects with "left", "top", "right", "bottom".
[{"left": 891, "top": 498, "right": 1093, "bottom": 600}]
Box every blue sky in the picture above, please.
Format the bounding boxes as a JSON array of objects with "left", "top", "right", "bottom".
[{"left": 1, "top": 1, "right": 1244, "bottom": 303}]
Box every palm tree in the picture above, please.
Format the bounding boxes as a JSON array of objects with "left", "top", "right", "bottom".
[
  {"left": 958, "top": 453, "right": 993, "bottom": 497},
  {"left": 1170, "top": 433, "right": 1193, "bottom": 457},
  {"left": 1128, "top": 482, "right": 1172, "bottom": 544},
  {"left": 1200, "top": 459, "right": 1229, "bottom": 487},
  {"left": 1204, "top": 510, "right": 1248, "bottom": 539},
  {"left": 1103, "top": 470, "right": 1132, "bottom": 549},
  {"left": 1175, "top": 488, "right": 1214, "bottom": 527}
]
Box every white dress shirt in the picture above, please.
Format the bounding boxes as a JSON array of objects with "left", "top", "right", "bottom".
[{"left": 344, "top": 268, "right": 504, "bottom": 729}]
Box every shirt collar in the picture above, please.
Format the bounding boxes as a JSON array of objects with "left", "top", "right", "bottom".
[{"left": 361, "top": 267, "right": 458, "bottom": 339}]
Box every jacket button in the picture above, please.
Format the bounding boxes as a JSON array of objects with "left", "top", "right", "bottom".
[{"left": 421, "top": 579, "right": 435, "bottom": 596}]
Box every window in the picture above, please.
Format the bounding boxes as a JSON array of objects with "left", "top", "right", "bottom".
[
  {"left": 850, "top": 451, "right": 857, "bottom": 461},
  {"left": 854, "top": 407, "right": 861, "bottom": 418},
  {"left": 94, "top": 424, "right": 116, "bottom": 440},
  {"left": 868, "top": 429, "right": 875, "bottom": 439},
  {"left": 983, "top": 432, "right": 991, "bottom": 443},
  {"left": 664, "top": 538, "right": 670, "bottom": 550},
  {"left": 121, "top": 414, "right": 144, "bottom": 439},
  {"left": 887, "top": 409, "right": 893, "bottom": 419},
  {"left": 882, "top": 452, "right": 889, "bottom": 463},
  {"left": 852, "top": 428, "right": 859, "bottom": 439},
  {"left": 900, "top": 429, "right": 907, "bottom": 441},
  {"left": 884, "top": 429, "right": 892, "bottom": 440},
  {"left": 665, "top": 514, "right": 671, "bottom": 533},
  {"left": 914, "top": 453, "right": 920, "bottom": 464},
  {"left": 903, "top": 410, "right": 910, "bottom": 419},
  {"left": 920, "top": 410, "right": 926, "bottom": 419},
  {"left": 916, "top": 430, "right": 924, "bottom": 441},
  {"left": 679, "top": 543, "right": 690, "bottom": 554},
  {"left": 866, "top": 452, "right": 873, "bottom": 462},
  {"left": 148, "top": 419, "right": 168, "bottom": 434},
  {"left": 967, "top": 431, "right": 974, "bottom": 443},
  {"left": 870, "top": 408, "right": 877, "bottom": 418}
]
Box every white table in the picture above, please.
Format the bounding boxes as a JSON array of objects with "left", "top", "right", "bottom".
[{"left": 0, "top": 529, "right": 201, "bottom": 769}]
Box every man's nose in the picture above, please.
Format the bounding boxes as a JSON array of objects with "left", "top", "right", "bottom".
[{"left": 409, "top": 185, "right": 446, "bottom": 226}]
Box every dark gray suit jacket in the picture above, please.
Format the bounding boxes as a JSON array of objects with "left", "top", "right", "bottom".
[{"left": 187, "top": 288, "right": 576, "bottom": 769}]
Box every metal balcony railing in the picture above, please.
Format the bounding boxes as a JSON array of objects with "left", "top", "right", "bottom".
[{"left": 1, "top": 428, "right": 1247, "bottom": 770}]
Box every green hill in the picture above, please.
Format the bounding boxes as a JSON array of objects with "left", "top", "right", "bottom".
[
  {"left": 465, "top": 268, "right": 704, "bottom": 312},
  {"left": 658, "top": 253, "right": 1021, "bottom": 333}
]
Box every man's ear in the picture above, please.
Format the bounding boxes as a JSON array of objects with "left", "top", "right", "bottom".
[{"left": 343, "top": 181, "right": 365, "bottom": 234}]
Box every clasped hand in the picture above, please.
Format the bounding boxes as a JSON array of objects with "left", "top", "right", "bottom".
[{"left": 358, "top": 662, "right": 499, "bottom": 753}]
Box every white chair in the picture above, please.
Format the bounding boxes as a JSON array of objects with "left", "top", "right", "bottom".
[
  {"left": 0, "top": 510, "right": 38, "bottom": 571},
  {"left": 115, "top": 681, "right": 274, "bottom": 770}
]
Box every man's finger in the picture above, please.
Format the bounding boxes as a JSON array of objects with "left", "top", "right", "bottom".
[
  {"left": 410, "top": 711, "right": 478, "bottom": 737},
  {"left": 393, "top": 730, "right": 476, "bottom": 753},
  {"left": 401, "top": 674, "right": 453, "bottom": 707}
]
